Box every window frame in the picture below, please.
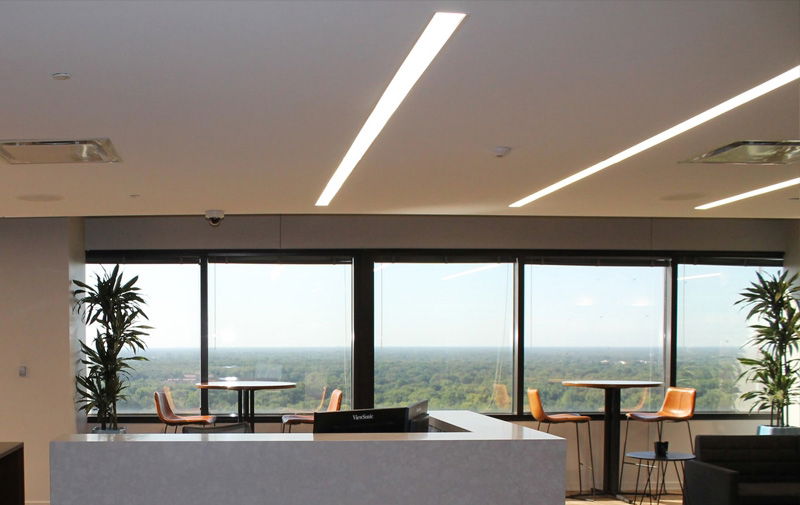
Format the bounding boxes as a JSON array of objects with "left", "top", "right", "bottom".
[{"left": 85, "top": 248, "right": 781, "bottom": 422}]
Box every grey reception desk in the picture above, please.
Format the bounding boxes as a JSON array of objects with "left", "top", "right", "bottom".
[{"left": 51, "top": 411, "right": 565, "bottom": 505}]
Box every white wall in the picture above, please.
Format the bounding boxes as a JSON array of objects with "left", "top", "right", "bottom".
[{"left": 0, "top": 218, "right": 84, "bottom": 504}]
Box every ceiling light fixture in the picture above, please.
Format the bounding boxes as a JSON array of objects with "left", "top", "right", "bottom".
[
  {"left": 695, "top": 177, "right": 800, "bottom": 210},
  {"left": 315, "top": 12, "right": 466, "bottom": 206},
  {"left": 509, "top": 64, "right": 800, "bottom": 208}
]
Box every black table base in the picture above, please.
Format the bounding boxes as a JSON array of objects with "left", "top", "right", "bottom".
[
  {"left": 236, "top": 390, "right": 258, "bottom": 432},
  {"left": 604, "top": 388, "right": 622, "bottom": 494}
]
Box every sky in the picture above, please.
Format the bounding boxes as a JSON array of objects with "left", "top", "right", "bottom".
[{"left": 86, "top": 262, "right": 777, "bottom": 350}]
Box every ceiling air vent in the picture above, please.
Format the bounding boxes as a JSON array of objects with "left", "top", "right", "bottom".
[
  {"left": 684, "top": 140, "right": 800, "bottom": 165},
  {"left": 0, "top": 138, "right": 121, "bottom": 164}
]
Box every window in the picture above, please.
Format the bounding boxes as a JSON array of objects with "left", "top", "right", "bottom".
[
  {"left": 207, "top": 262, "right": 352, "bottom": 414},
  {"left": 676, "top": 264, "right": 781, "bottom": 412},
  {"left": 524, "top": 264, "right": 667, "bottom": 413},
  {"left": 85, "top": 263, "right": 201, "bottom": 414},
  {"left": 374, "top": 262, "right": 514, "bottom": 412},
  {"left": 84, "top": 251, "right": 780, "bottom": 419}
]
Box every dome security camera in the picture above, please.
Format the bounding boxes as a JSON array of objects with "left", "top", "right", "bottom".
[{"left": 204, "top": 210, "right": 224, "bottom": 227}]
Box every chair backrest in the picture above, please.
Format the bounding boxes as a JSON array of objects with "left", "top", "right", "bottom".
[
  {"left": 493, "top": 383, "right": 511, "bottom": 410},
  {"left": 182, "top": 423, "right": 251, "bottom": 434},
  {"left": 327, "top": 389, "right": 343, "bottom": 412},
  {"left": 315, "top": 386, "right": 329, "bottom": 411},
  {"left": 154, "top": 391, "right": 179, "bottom": 423},
  {"left": 657, "top": 387, "right": 696, "bottom": 419},
  {"left": 162, "top": 385, "right": 178, "bottom": 411},
  {"left": 623, "top": 388, "right": 650, "bottom": 413},
  {"left": 527, "top": 389, "right": 548, "bottom": 422}
]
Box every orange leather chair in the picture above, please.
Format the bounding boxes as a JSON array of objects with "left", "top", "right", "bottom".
[
  {"left": 619, "top": 387, "right": 696, "bottom": 490},
  {"left": 154, "top": 391, "right": 216, "bottom": 433},
  {"left": 528, "top": 389, "right": 596, "bottom": 497},
  {"left": 492, "top": 383, "right": 512, "bottom": 410},
  {"left": 281, "top": 388, "right": 343, "bottom": 433}
]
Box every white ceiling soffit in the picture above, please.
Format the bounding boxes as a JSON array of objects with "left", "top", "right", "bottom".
[{"left": 0, "top": 0, "right": 798, "bottom": 219}]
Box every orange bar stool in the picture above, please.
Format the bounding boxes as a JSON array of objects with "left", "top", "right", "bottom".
[
  {"left": 281, "top": 388, "right": 343, "bottom": 433},
  {"left": 528, "top": 389, "right": 596, "bottom": 497},
  {"left": 154, "top": 391, "right": 216, "bottom": 433},
  {"left": 619, "top": 387, "right": 696, "bottom": 489}
]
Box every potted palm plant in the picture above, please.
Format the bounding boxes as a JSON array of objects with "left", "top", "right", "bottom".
[
  {"left": 736, "top": 270, "right": 800, "bottom": 434},
  {"left": 72, "top": 265, "right": 151, "bottom": 432}
]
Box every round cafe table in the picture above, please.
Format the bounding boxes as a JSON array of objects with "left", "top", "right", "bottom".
[
  {"left": 562, "top": 380, "right": 662, "bottom": 497},
  {"left": 196, "top": 381, "right": 296, "bottom": 432},
  {"left": 626, "top": 451, "right": 694, "bottom": 505}
]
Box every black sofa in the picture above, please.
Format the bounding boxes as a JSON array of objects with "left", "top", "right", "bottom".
[{"left": 684, "top": 435, "right": 800, "bottom": 505}]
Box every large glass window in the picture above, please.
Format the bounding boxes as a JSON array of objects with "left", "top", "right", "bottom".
[
  {"left": 84, "top": 252, "right": 780, "bottom": 418},
  {"left": 85, "top": 263, "right": 201, "bottom": 414},
  {"left": 374, "top": 262, "right": 514, "bottom": 412},
  {"left": 524, "top": 264, "right": 667, "bottom": 413},
  {"left": 207, "top": 262, "right": 352, "bottom": 414},
  {"left": 676, "top": 264, "right": 781, "bottom": 412}
]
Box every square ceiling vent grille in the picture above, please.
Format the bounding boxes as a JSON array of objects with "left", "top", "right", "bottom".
[
  {"left": 0, "top": 138, "right": 121, "bottom": 164},
  {"left": 684, "top": 140, "right": 800, "bottom": 165}
]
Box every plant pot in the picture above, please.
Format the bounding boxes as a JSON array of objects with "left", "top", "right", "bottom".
[
  {"left": 91, "top": 426, "right": 127, "bottom": 434},
  {"left": 756, "top": 425, "right": 800, "bottom": 435}
]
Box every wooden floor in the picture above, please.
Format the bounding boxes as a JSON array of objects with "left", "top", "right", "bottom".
[{"left": 566, "top": 494, "right": 683, "bottom": 504}]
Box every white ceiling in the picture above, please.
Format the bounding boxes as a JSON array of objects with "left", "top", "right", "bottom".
[{"left": 0, "top": 0, "right": 798, "bottom": 219}]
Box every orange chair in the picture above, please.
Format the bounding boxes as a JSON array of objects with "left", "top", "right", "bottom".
[
  {"left": 492, "top": 383, "right": 512, "bottom": 410},
  {"left": 281, "top": 388, "right": 343, "bottom": 433},
  {"left": 528, "top": 389, "right": 596, "bottom": 497},
  {"left": 619, "top": 387, "right": 696, "bottom": 491},
  {"left": 154, "top": 391, "right": 216, "bottom": 433}
]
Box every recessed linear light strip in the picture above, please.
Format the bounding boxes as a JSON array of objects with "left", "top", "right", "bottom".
[
  {"left": 316, "top": 12, "right": 466, "bottom": 206},
  {"left": 509, "top": 65, "right": 800, "bottom": 208},
  {"left": 694, "top": 177, "right": 800, "bottom": 210}
]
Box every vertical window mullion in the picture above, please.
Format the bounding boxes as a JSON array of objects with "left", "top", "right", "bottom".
[
  {"left": 200, "top": 256, "right": 209, "bottom": 415},
  {"left": 514, "top": 259, "right": 525, "bottom": 416},
  {"left": 352, "top": 254, "right": 375, "bottom": 409},
  {"left": 667, "top": 261, "right": 678, "bottom": 387}
]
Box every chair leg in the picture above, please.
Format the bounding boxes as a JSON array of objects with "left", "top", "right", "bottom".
[
  {"left": 163, "top": 424, "right": 168, "bottom": 434},
  {"left": 619, "top": 418, "right": 630, "bottom": 491},
  {"left": 656, "top": 421, "right": 663, "bottom": 442},
  {"left": 575, "top": 422, "right": 583, "bottom": 495},
  {"left": 536, "top": 421, "right": 541, "bottom": 431},
  {"left": 685, "top": 420, "right": 694, "bottom": 453},
  {"left": 586, "top": 420, "right": 596, "bottom": 496}
]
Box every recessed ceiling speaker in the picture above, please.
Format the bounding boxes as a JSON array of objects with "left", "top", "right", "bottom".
[{"left": 0, "top": 138, "right": 121, "bottom": 164}]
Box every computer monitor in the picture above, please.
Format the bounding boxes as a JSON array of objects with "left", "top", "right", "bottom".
[
  {"left": 407, "top": 400, "right": 429, "bottom": 432},
  {"left": 313, "top": 407, "right": 409, "bottom": 433},
  {"left": 313, "top": 400, "right": 429, "bottom": 433}
]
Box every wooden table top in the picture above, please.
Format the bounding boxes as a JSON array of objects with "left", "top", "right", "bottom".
[
  {"left": 196, "top": 381, "right": 296, "bottom": 391},
  {"left": 561, "top": 380, "right": 662, "bottom": 389}
]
